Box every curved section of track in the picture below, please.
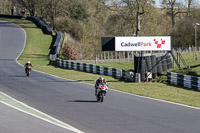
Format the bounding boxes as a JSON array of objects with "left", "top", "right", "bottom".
[{"left": 1, "top": 21, "right": 200, "bottom": 133}]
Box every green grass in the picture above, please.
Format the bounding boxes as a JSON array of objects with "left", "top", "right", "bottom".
[
  {"left": 1, "top": 17, "right": 200, "bottom": 108},
  {"left": 96, "top": 62, "right": 134, "bottom": 70}
]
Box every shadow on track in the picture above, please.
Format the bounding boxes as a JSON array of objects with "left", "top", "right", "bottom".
[
  {"left": 68, "top": 100, "right": 97, "bottom": 103},
  {"left": 12, "top": 75, "right": 27, "bottom": 77}
]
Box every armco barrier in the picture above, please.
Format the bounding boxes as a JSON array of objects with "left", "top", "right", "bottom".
[
  {"left": 54, "top": 31, "right": 63, "bottom": 54},
  {"left": 56, "top": 58, "right": 122, "bottom": 79},
  {"left": 0, "top": 14, "right": 22, "bottom": 19},
  {"left": 49, "top": 31, "right": 63, "bottom": 61},
  {"left": 167, "top": 72, "right": 200, "bottom": 90},
  {"left": 53, "top": 59, "right": 146, "bottom": 82},
  {"left": 122, "top": 69, "right": 126, "bottom": 81},
  {"left": 26, "top": 16, "right": 52, "bottom": 34}
]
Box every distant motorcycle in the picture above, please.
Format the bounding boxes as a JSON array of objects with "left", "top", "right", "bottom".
[
  {"left": 96, "top": 83, "right": 108, "bottom": 102},
  {"left": 25, "top": 65, "right": 31, "bottom": 77}
]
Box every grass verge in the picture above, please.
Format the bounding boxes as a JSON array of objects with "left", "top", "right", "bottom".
[{"left": 1, "top": 17, "right": 200, "bottom": 108}]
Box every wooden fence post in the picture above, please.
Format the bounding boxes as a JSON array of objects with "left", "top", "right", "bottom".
[
  {"left": 95, "top": 54, "right": 98, "bottom": 64},
  {"left": 132, "top": 51, "right": 134, "bottom": 62},
  {"left": 123, "top": 51, "right": 125, "bottom": 62},
  {"left": 115, "top": 52, "right": 117, "bottom": 62},
  {"left": 104, "top": 51, "right": 106, "bottom": 63},
  {"left": 101, "top": 53, "right": 103, "bottom": 63},
  {"left": 127, "top": 51, "right": 129, "bottom": 62},
  {"left": 119, "top": 52, "right": 121, "bottom": 62},
  {"left": 111, "top": 52, "right": 113, "bottom": 62}
]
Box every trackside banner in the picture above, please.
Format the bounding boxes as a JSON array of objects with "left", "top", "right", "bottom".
[{"left": 115, "top": 36, "right": 171, "bottom": 51}]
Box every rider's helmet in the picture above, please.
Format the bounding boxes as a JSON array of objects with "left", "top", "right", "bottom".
[
  {"left": 28, "top": 61, "right": 30, "bottom": 64},
  {"left": 99, "top": 77, "right": 104, "bottom": 83}
]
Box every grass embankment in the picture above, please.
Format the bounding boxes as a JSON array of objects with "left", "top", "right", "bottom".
[{"left": 1, "top": 17, "right": 200, "bottom": 108}]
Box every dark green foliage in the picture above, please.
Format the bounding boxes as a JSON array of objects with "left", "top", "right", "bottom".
[{"left": 70, "top": 4, "right": 88, "bottom": 21}]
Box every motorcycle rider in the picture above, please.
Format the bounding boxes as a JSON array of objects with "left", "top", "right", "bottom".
[
  {"left": 24, "top": 61, "right": 33, "bottom": 73},
  {"left": 95, "top": 76, "right": 108, "bottom": 95}
]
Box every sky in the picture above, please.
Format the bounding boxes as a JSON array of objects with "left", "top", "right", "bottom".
[
  {"left": 154, "top": 0, "right": 200, "bottom": 8},
  {"left": 155, "top": 0, "right": 161, "bottom": 8},
  {"left": 155, "top": 0, "right": 170, "bottom": 8}
]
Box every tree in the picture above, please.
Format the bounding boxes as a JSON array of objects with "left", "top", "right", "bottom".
[
  {"left": 107, "top": 0, "right": 155, "bottom": 36},
  {"left": 139, "top": 7, "right": 171, "bottom": 36},
  {"left": 0, "top": 0, "right": 12, "bottom": 14},
  {"left": 57, "top": 0, "right": 88, "bottom": 21},
  {"left": 161, "top": 0, "right": 194, "bottom": 28},
  {"left": 171, "top": 18, "right": 195, "bottom": 47}
]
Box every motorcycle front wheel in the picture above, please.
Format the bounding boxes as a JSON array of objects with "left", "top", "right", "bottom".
[
  {"left": 100, "top": 92, "right": 104, "bottom": 102},
  {"left": 26, "top": 69, "right": 30, "bottom": 77},
  {"left": 96, "top": 95, "right": 100, "bottom": 102}
]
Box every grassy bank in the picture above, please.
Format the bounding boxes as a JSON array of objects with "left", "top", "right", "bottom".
[{"left": 1, "top": 17, "right": 200, "bottom": 108}]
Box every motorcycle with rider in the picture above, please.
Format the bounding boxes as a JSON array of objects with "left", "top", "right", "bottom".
[
  {"left": 95, "top": 77, "right": 108, "bottom": 102},
  {"left": 24, "top": 61, "right": 33, "bottom": 77}
]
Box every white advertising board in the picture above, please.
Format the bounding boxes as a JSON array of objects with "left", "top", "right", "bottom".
[{"left": 115, "top": 36, "right": 171, "bottom": 51}]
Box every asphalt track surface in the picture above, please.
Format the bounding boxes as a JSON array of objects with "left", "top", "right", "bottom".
[
  {"left": 1, "top": 21, "right": 200, "bottom": 133},
  {"left": 0, "top": 21, "right": 75, "bottom": 133},
  {"left": 0, "top": 102, "right": 74, "bottom": 133}
]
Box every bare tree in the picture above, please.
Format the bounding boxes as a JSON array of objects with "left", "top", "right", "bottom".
[
  {"left": 0, "top": 0, "right": 12, "bottom": 14},
  {"left": 107, "top": 0, "right": 154, "bottom": 36},
  {"left": 161, "top": 0, "right": 193, "bottom": 28}
]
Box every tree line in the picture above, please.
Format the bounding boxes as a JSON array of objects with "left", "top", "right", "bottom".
[{"left": 1, "top": 0, "right": 200, "bottom": 60}]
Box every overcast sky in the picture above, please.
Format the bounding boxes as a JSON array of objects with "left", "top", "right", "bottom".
[
  {"left": 155, "top": 0, "right": 161, "bottom": 7},
  {"left": 154, "top": 0, "right": 200, "bottom": 8}
]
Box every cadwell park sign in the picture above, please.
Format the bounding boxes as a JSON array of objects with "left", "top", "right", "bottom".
[{"left": 102, "top": 36, "right": 171, "bottom": 51}]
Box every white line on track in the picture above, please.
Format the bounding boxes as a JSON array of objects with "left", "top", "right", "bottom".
[{"left": 0, "top": 92, "right": 84, "bottom": 133}]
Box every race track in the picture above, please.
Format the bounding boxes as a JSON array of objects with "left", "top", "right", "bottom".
[{"left": 1, "top": 20, "right": 200, "bottom": 133}]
